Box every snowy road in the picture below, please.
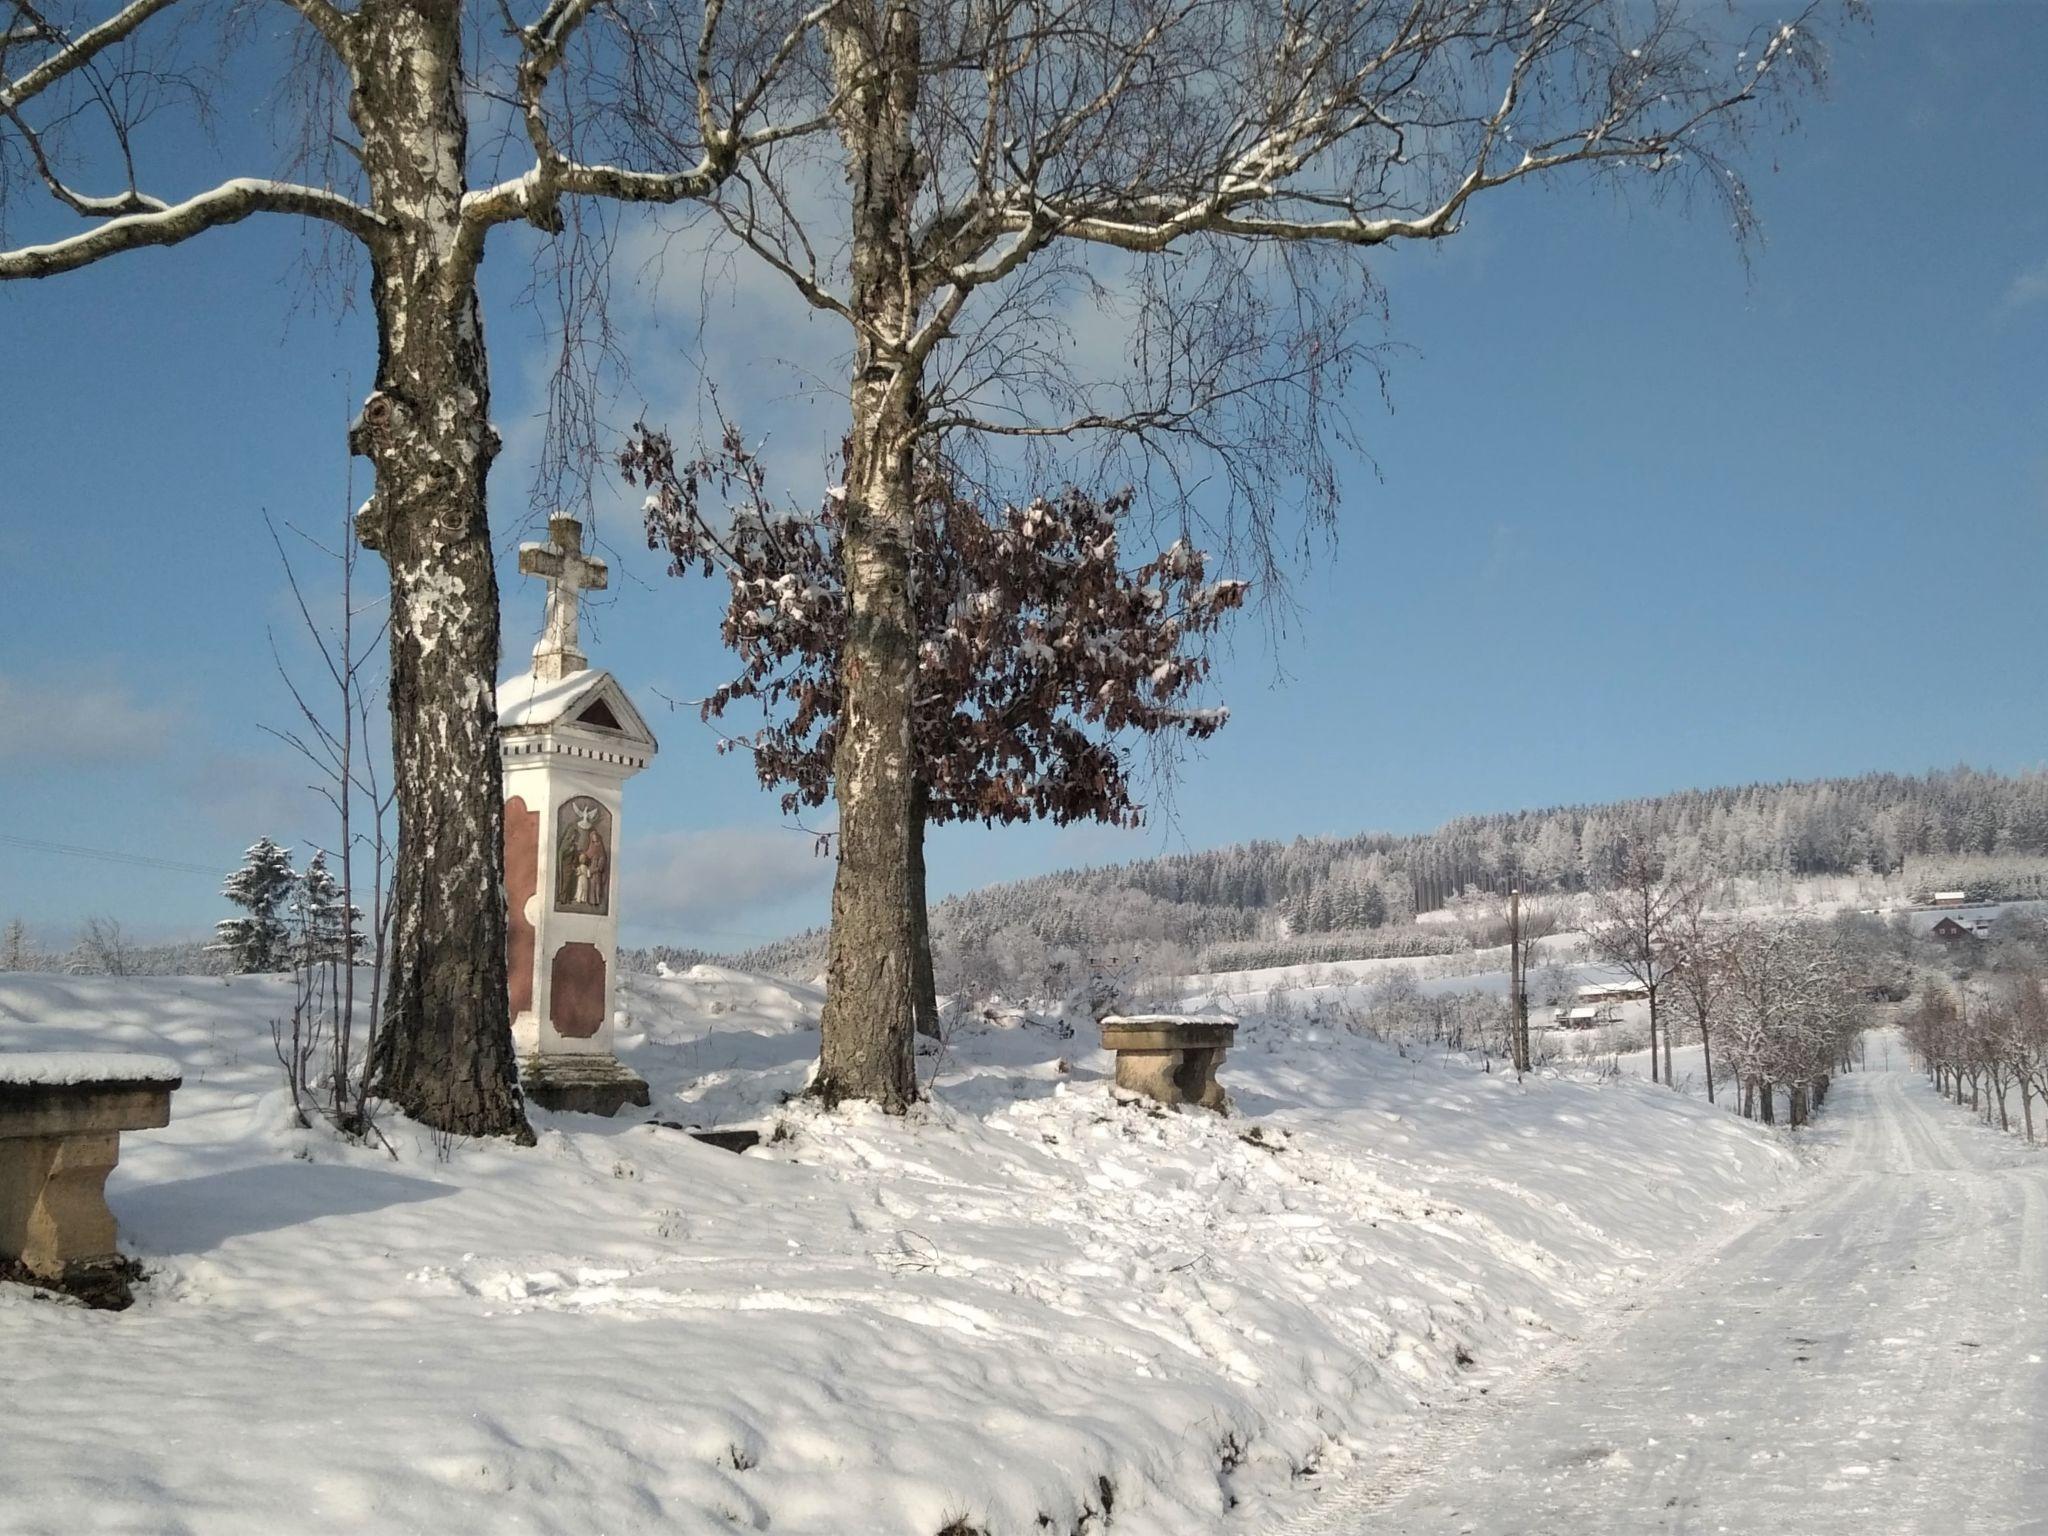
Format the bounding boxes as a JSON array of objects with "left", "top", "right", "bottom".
[{"left": 1299, "top": 1055, "right": 2048, "bottom": 1535}]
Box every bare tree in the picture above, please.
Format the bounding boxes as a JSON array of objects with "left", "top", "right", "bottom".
[
  {"left": 1586, "top": 843, "right": 1699, "bottom": 1086},
  {"left": 619, "top": 0, "right": 1837, "bottom": 1108},
  {"left": 2010, "top": 974, "right": 2048, "bottom": 1146},
  {"left": 261, "top": 497, "right": 396, "bottom": 1138},
  {"left": 1720, "top": 919, "right": 1862, "bottom": 1126},
  {"left": 1667, "top": 877, "right": 1726, "bottom": 1104},
  {"left": 66, "top": 915, "right": 131, "bottom": 975},
  {"left": 0, "top": 0, "right": 830, "bottom": 1137}
]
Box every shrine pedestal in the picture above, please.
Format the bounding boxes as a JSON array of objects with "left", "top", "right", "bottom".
[{"left": 522, "top": 1054, "right": 651, "bottom": 1117}]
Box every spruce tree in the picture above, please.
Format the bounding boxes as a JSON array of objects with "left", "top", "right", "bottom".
[
  {"left": 294, "top": 852, "right": 365, "bottom": 969},
  {"left": 215, "top": 838, "right": 298, "bottom": 974}
]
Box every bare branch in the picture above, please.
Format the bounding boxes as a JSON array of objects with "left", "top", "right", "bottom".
[
  {"left": 1, "top": 0, "right": 180, "bottom": 111},
  {"left": 0, "top": 176, "right": 382, "bottom": 276}
]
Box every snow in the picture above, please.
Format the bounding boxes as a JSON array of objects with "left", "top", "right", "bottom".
[
  {"left": 1288, "top": 1045, "right": 2048, "bottom": 1533},
  {"left": 0, "top": 969, "right": 1798, "bottom": 1534},
  {"left": 0, "top": 1051, "right": 182, "bottom": 1087},
  {"left": 496, "top": 666, "right": 608, "bottom": 726}
]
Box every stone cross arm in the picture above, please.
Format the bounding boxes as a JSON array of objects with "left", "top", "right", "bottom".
[
  {"left": 520, "top": 515, "right": 608, "bottom": 683},
  {"left": 518, "top": 515, "right": 609, "bottom": 591}
]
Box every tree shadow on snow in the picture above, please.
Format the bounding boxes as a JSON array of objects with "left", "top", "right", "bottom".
[{"left": 115, "top": 1163, "right": 451, "bottom": 1254}]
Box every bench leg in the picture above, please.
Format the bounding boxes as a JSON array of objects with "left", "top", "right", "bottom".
[
  {"left": 0, "top": 1130, "right": 121, "bottom": 1282},
  {"left": 1114, "top": 1048, "right": 1188, "bottom": 1104}
]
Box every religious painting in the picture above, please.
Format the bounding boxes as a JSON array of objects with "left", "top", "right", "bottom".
[{"left": 555, "top": 796, "right": 613, "bottom": 916}]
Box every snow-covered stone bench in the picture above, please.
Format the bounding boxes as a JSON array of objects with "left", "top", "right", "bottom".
[
  {"left": 0, "top": 1054, "right": 181, "bottom": 1306},
  {"left": 1099, "top": 1014, "right": 1236, "bottom": 1111}
]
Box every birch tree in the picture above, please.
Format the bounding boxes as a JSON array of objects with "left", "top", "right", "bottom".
[
  {"left": 0, "top": 0, "right": 828, "bottom": 1137},
  {"left": 622, "top": 0, "right": 1837, "bottom": 1109}
]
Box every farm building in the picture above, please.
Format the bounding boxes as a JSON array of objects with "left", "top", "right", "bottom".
[
  {"left": 1575, "top": 981, "right": 1650, "bottom": 1006},
  {"left": 1551, "top": 1004, "right": 1621, "bottom": 1029}
]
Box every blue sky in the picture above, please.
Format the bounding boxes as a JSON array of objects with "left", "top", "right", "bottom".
[{"left": 2, "top": 3, "right": 2044, "bottom": 950}]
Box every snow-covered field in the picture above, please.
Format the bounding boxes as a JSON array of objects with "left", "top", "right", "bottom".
[{"left": 0, "top": 967, "right": 1799, "bottom": 1535}]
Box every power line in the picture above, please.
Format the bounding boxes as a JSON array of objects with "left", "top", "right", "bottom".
[{"left": 0, "top": 833, "right": 218, "bottom": 877}]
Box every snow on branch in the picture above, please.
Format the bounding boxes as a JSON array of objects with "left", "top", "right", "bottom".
[{"left": 0, "top": 176, "right": 381, "bottom": 276}]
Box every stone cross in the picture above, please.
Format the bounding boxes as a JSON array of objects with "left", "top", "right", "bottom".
[{"left": 519, "top": 514, "right": 609, "bottom": 684}]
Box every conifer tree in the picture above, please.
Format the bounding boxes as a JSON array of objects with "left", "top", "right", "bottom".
[
  {"left": 1, "top": 917, "right": 28, "bottom": 971},
  {"left": 294, "top": 852, "right": 365, "bottom": 968},
  {"left": 215, "top": 838, "right": 298, "bottom": 974}
]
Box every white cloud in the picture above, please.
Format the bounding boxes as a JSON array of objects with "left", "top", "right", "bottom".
[
  {"left": 621, "top": 824, "right": 835, "bottom": 938},
  {"left": 2001, "top": 257, "right": 2048, "bottom": 314},
  {"left": 0, "top": 673, "right": 173, "bottom": 763}
]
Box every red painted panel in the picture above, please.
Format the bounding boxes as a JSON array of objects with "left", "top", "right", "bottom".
[
  {"left": 504, "top": 796, "right": 540, "bottom": 1018},
  {"left": 549, "top": 942, "right": 606, "bottom": 1039}
]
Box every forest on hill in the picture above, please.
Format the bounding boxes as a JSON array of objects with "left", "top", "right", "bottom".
[{"left": 634, "top": 766, "right": 2048, "bottom": 994}]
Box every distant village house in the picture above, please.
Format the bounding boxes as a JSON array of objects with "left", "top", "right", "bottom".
[
  {"left": 1575, "top": 981, "right": 1650, "bottom": 1005},
  {"left": 1551, "top": 1004, "right": 1619, "bottom": 1030}
]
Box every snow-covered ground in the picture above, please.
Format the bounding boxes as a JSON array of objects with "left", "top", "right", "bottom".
[
  {"left": 1294, "top": 1040, "right": 2048, "bottom": 1534},
  {"left": 0, "top": 967, "right": 1799, "bottom": 1535}
]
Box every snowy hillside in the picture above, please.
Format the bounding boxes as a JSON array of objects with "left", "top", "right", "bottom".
[{"left": 0, "top": 968, "right": 1797, "bottom": 1535}]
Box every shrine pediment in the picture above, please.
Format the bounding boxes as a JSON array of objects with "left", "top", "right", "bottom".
[{"left": 497, "top": 669, "right": 658, "bottom": 756}]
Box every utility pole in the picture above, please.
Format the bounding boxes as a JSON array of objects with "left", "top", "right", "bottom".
[{"left": 1509, "top": 886, "right": 1532, "bottom": 1073}]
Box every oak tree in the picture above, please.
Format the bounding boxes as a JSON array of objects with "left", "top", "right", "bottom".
[
  {"left": 624, "top": 420, "right": 1246, "bottom": 1050},
  {"left": 620, "top": 0, "right": 1838, "bottom": 1109}
]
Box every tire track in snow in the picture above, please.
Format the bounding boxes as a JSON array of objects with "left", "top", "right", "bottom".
[{"left": 1272, "top": 1055, "right": 2048, "bottom": 1535}]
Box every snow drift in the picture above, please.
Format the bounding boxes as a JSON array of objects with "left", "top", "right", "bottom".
[{"left": 0, "top": 969, "right": 1795, "bottom": 1534}]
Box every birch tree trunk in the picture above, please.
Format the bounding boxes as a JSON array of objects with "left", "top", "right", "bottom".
[
  {"left": 350, "top": 0, "right": 530, "bottom": 1141},
  {"left": 815, "top": 0, "right": 921, "bottom": 1111}
]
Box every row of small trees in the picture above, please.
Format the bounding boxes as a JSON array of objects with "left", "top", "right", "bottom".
[
  {"left": 0, "top": 914, "right": 192, "bottom": 977},
  {"left": 1903, "top": 972, "right": 2048, "bottom": 1145},
  {"left": 1580, "top": 849, "right": 1872, "bottom": 1122},
  {"left": 1706, "top": 921, "right": 1867, "bottom": 1126}
]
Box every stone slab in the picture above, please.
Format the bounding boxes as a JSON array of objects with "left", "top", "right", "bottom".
[
  {"left": 0, "top": 1079, "right": 178, "bottom": 1140},
  {"left": 522, "top": 1055, "right": 651, "bottom": 1117},
  {"left": 1099, "top": 1021, "right": 1237, "bottom": 1053}
]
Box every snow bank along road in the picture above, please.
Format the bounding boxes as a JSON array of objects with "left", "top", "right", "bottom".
[{"left": 1295, "top": 1054, "right": 2048, "bottom": 1535}]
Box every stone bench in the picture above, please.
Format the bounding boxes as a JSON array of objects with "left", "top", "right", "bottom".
[
  {"left": 1099, "top": 1014, "right": 1237, "bottom": 1111},
  {"left": 1, "top": 1054, "right": 181, "bottom": 1306}
]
